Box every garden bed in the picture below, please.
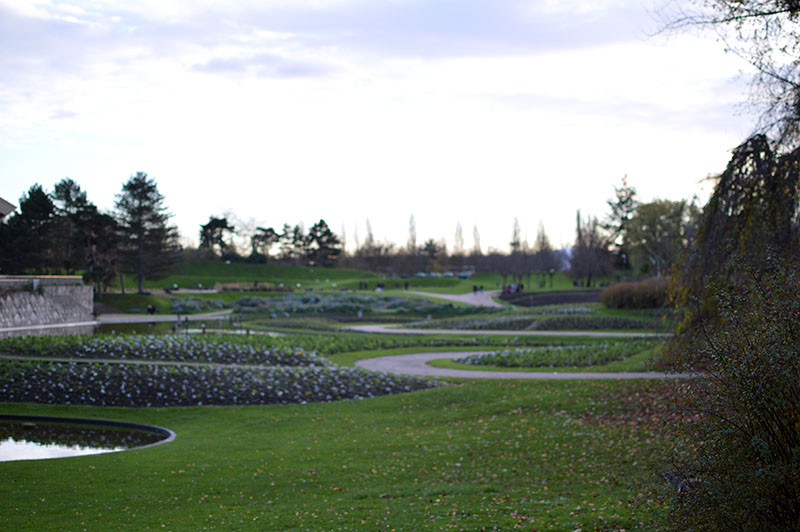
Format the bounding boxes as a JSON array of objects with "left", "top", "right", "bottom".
[{"left": 0, "top": 361, "right": 440, "bottom": 407}]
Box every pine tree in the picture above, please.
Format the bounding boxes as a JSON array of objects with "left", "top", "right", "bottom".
[{"left": 114, "top": 172, "right": 180, "bottom": 293}]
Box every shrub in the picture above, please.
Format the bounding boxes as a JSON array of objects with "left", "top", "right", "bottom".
[
  {"left": 600, "top": 278, "right": 669, "bottom": 309},
  {"left": 170, "top": 297, "right": 227, "bottom": 314},
  {"left": 667, "top": 257, "right": 800, "bottom": 531},
  {"left": 531, "top": 315, "right": 664, "bottom": 330}
]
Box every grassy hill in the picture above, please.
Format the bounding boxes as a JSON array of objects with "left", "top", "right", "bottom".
[{"left": 110, "top": 258, "right": 576, "bottom": 295}]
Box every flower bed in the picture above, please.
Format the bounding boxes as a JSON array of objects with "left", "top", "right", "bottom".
[
  {"left": 408, "top": 313, "right": 664, "bottom": 331},
  {"left": 454, "top": 340, "right": 656, "bottom": 368},
  {"left": 0, "top": 361, "right": 440, "bottom": 407},
  {"left": 170, "top": 297, "right": 228, "bottom": 314},
  {"left": 232, "top": 293, "right": 497, "bottom": 316},
  {"left": 0, "top": 335, "right": 331, "bottom": 367}
]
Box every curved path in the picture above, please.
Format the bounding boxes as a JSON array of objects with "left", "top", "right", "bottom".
[
  {"left": 97, "top": 309, "right": 234, "bottom": 325},
  {"left": 408, "top": 289, "right": 505, "bottom": 308},
  {"left": 355, "top": 351, "right": 688, "bottom": 380},
  {"left": 346, "top": 323, "right": 670, "bottom": 338}
]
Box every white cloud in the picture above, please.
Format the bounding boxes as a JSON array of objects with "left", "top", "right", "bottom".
[{"left": 0, "top": 0, "right": 759, "bottom": 249}]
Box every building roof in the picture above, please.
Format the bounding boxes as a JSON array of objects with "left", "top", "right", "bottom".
[{"left": 0, "top": 197, "right": 16, "bottom": 219}]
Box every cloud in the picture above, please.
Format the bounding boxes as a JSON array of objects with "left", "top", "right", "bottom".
[
  {"left": 49, "top": 109, "right": 78, "bottom": 120},
  {"left": 193, "top": 53, "right": 337, "bottom": 78}
]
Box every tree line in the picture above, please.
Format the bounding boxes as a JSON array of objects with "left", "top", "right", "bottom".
[
  {"left": 0, "top": 173, "right": 179, "bottom": 295},
  {"left": 0, "top": 168, "right": 702, "bottom": 294}
]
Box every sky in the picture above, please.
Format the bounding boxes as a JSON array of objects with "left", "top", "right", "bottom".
[{"left": 0, "top": 0, "right": 757, "bottom": 252}]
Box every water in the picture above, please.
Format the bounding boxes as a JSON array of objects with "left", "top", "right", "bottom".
[{"left": 0, "top": 418, "right": 171, "bottom": 462}]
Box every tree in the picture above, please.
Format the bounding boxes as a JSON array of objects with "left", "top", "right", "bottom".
[
  {"left": 0, "top": 184, "right": 57, "bottom": 274},
  {"left": 667, "top": 135, "right": 800, "bottom": 530},
  {"left": 305, "top": 219, "right": 342, "bottom": 267},
  {"left": 670, "top": 134, "right": 800, "bottom": 350},
  {"left": 407, "top": 215, "right": 417, "bottom": 254},
  {"left": 52, "top": 178, "right": 93, "bottom": 273},
  {"left": 250, "top": 226, "right": 278, "bottom": 261},
  {"left": 114, "top": 172, "right": 180, "bottom": 294},
  {"left": 603, "top": 176, "right": 639, "bottom": 270},
  {"left": 570, "top": 211, "right": 612, "bottom": 287},
  {"left": 453, "top": 222, "right": 464, "bottom": 255},
  {"left": 509, "top": 218, "right": 522, "bottom": 254},
  {"left": 422, "top": 239, "right": 445, "bottom": 272},
  {"left": 534, "top": 222, "right": 560, "bottom": 288},
  {"left": 625, "top": 199, "right": 700, "bottom": 277},
  {"left": 277, "top": 223, "right": 307, "bottom": 264},
  {"left": 199, "top": 216, "right": 235, "bottom": 257},
  {"left": 82, "top": 211, "right": 120, "bottom": 298},
  {"left": 472, "top": 224, "right": 482, "bottom": 256},
  {"left": 664, "top": 0, "right": 800, "bottom": 143}
]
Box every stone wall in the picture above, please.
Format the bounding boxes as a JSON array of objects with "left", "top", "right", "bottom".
[{"left": 0, "top": 277, "right": 96, "bottom": 338}]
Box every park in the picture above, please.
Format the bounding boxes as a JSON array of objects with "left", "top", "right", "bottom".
[{"left": 2, "top": 1, "right": 800, "bottom": 530}]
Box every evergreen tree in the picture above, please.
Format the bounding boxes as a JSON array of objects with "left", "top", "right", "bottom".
[
  {"left": 199, "top": 216, "right": 235, "bottom": 257},
  {"left": 52, "top": 178, "right": 93, "bottom": 273},
  {"left": 250, "top": 226, "right": 278, "bottom": 262},
  {"left": 114, "top": 172, "right": 180, "bottom": 293},
  {"left": 305, "top": 219, "right": 342, "bottom": 267},
  {"left": 0, "top": 184, "right": 57, "bottom": 273}
]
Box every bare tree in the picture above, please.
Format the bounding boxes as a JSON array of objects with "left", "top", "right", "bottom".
[
  {"left": 570, "top": 210, "right": 612, "bottom": 287},
  {"left": 661, "top": 0, "right": 800, "bottom": 144}
]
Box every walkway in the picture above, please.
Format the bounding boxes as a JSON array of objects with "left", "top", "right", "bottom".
[
  {"left": 408, "top": 290, "right": 504, "bottom": 308},
  {"left": 345, "top": 323, "right": 671, "bottom": 338},
  {"left": 355, "top": 351, "right": 688, "bottom": 380},
  {"left": 96, "top": 309, "right": 234, "bottom": 325}
]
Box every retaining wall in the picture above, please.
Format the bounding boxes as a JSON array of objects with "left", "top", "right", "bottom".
[{"left": 0, "top": 276, "right": 96, "bottom": 338}]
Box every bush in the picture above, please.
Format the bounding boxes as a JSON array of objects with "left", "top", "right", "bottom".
[
  {"left": 531, "top": 315, "right": 664, "bottom": 330},
  {"left": 407, "top": 312, "right": 665, "bottom": 331},
  {"left": 667, "top": 257, "right": 800, "bottom": 531},
  {"left": 170, "top": 297, "right": 228, "bottom": 314},
  {"left": 600, "top": 278, "right": 669, "bottom": 309}
]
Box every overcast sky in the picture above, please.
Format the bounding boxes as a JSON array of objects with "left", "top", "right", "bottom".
[{"left": 0, "top": 0, "right": 756, "bottom": 252}]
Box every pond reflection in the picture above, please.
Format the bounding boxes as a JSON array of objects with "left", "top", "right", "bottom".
[{"left": 0, "top": 419, "right": 168, "bottom": 462}]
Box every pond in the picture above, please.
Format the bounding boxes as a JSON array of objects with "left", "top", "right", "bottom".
[{"left": 0, "top": 415, "right": 175, "bottom": 462}]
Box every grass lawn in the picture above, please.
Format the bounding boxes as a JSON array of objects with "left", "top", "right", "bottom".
[
  {"left": 107, "top": 259, "right": 596, "bottom": 296},
  {"left": 97, "top": 293, "right": 174, "bottom": 314},
  {"left": 111, "top": 260, "right": 377, "bottom": 292},
  {"left": 0, "top": 379, "right": 673, "bottom": 531}
]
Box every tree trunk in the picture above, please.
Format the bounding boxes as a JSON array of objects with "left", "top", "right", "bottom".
[{"left": 137, "top": 230, "right": 145, "bottom": 294}]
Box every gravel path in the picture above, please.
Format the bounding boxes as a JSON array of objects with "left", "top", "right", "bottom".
[
  {"left": 345, "top": 323, "right": 671, "bottom": 338},
  {"left": 355, "top": 351, "right": 688, "bottom": 380},
  {"left": 408, "top": 289, "right": 504, "bottom": 308},
  {"left": 96, "top": 309, "right": 234, "bottom": 324}
]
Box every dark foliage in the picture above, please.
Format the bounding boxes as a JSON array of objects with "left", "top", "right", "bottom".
[
  {"left": 667, "top": 256, "right": 800, "bottom": 531},
  {"left": 670, "top": 134, "right": 800, "bottom": 351},
  {"left": 601, "top": 278, "right": 669, "bottom": 309},
  {"left": 115, "top": 172, "right": 180, "bottom": 293}
]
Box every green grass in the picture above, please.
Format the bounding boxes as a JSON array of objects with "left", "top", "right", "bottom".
[
  {"left": 112, "top": 260, "right": 377, "bottom": 292},
  {"left": 0, "top": 379, "right": 672, "bottom": 531},
  {"left": 108, "top": 258, "right": 591, "bottom": 296},
  {"left": 97, "top": 293, "right": 174, "bottom": 314}
]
